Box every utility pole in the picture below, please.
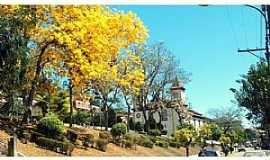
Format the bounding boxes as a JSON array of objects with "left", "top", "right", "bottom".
[
  {"left": 265, "top": 5, "right": 270, "bottom": 70},
  {"left": 238, "top": 5, "right": 270, "bottom": 72}
]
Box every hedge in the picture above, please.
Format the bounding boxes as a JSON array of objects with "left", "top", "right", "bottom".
[
  {"left": 156, "top": 140, "right": 169, "bottom": 148},
  {"left": 136, "top": 135, "right": 154, "bottom": 148},
  {"left": 99, "top": 131, "right": 112, "bottom": 142},
  {"left": 83, "top": 134, "right": 94, "bottom": 148},
  {"left": 30, "top": 131, "right": 45, "bottom": 143},
  {"left": 36, "top": 137, "right": 74, "bottom": 155},
  {"left": 148, "top": 129, "right": 161, "bottom": 137},
  {"left": 169, "top": 141, "right": 181, "bottom": 148},
  {"left": 95, "top": 138, "right": 108, "bottom": 152}
]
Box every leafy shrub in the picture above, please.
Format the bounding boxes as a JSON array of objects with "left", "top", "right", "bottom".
[
  {"left": 143, "top": 140, "right": 154, "bottom": 148},
  {"left": 37, "top": 114, "right": 65, "bottom": 138},
  {"left": 148, "top": 129, "right": 161, "bottom": 136},
  {"left": 83, "top": 134, "right": 94, "bottom": 148},
  {"left": 135, "top": 122, "right": 144, "bottom": 132},
  {"left": 67, "top": 130, "right": 78, "bottom": 143},
  {"left": 156, "top": 136, "right": 169, "bottom": 142},
  {"left": 56, "top": 134, "right": 68, "bottom": 142},
  {"left": 73, "top": 110, "right": 91, "bottom": 125},
  {"left": 156, "top": 140, "right": 169, "bottom": 148},
  {"left": 137, "top": 135, "right": 154, "bottom": 148},
  {"left": 99, "top": 131, "right": 112, "bottom": 142},
  {"left": 95, "top": 138, "right": 108, "bottom": 152},
  {"left": 124, "top": 133, "right": 140, "bottom": 149},
  {"left": 121, "top": 139, "right": 133, "bottom": 149},
  {"left": 149, "top": 136, "right": 156, "bottom": 143},
  {"left": 125, "top": 133, "right": 138, "bottom": 142},
  {"left": 99, "top": 131, "right": 110, "bottom": 139},
  {"left": 30, "top": 131, "right": 45, "bottom": 143},
  {"left": 169, "top": 141, "right": 181, "bottom": 148},
  {"left": 125, "top": 140, "right": 133, "bottom": 148},
  {"left": 111, "top": 123, "right": 127, "bottom": 139},
  {"left": 36, "top": 137, "right": 74, "bottom": 155}
]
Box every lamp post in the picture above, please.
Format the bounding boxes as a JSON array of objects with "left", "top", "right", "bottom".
[{"left": 243, "top": 5, "right": 270, "bottom": 71}]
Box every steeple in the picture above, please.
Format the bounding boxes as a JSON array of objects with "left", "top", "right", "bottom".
[
  {"left": 171, "top": 77, "right": 185, "bottom": 91},
  {"left": 170, "top": 77, "right": 186, "bottom": 102}
]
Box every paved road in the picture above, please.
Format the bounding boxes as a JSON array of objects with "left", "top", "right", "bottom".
[
  {"left": 229, "top": 151, "right": 245, "bottom": 157},
  {"left": 229, "top": 148, "right": 255, "bottom": 157}
]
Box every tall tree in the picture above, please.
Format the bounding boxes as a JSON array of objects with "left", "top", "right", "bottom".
[
  {"left": 208, "top": 106, "right": 243, "bottom": 134},
  {"left": 133, "top": 42, "right": 189, "bottom": 132},
  {"left": 175, "top": 123, "right": 197, "bottom": 157},
  {"left": 0, "top": 6, "right": 34, "bottom": 118},
  {"left": 0, "top": 5, "right": 148, "bottom": 124},
  {"left": 231, "top": 61, "right": 270, "bottom": 139}
]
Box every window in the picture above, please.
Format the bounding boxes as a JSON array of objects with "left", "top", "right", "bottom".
[{"left": 161, "top": 110, "right": 168, "bottom": 121}]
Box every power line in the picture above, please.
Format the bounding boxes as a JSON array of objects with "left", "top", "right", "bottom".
[
  {"left": 241, "top": 7, "right": 249, "bottom": 48},
  {"left": 225, "top": 7, "right": 239, "bottom": 50}
]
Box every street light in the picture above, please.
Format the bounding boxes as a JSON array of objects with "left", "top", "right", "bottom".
[{"left": 244, "top": 5, "right": 269, "bottom": 68}]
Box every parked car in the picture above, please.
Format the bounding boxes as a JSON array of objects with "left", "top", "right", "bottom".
[
  {"left": 198, "top": 149, "right": 220, "bottom": 157},
  {"left": 243, "top": 151, "right": 267, "bottom": 157}
]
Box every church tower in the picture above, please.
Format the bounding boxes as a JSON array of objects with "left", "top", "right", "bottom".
[{"left": 170, "top": 78, "right": 186, "bottom": 104}]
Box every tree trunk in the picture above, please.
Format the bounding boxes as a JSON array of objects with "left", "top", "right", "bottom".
[
  {"left": 124, "top": 95, "right": 131, "bottom": 132},
  {"left": 105, "top": 104, "right": 108, "bottom": 131},
  {"left": 22, "top": 42, "right": 53, "bottom": 124},
  {"left": 142, "top": 108, "right": 149, "bottom": 133},
  {"left": 127, "top": 106, "right": 130, "bottom": 132},
  {"left": 157, "top": 110, "right": 162, "bottom": 130},
  {"left": 185, "top": 146, "right": 189, "bottom": 157},
  {"left": 69, "top": 81, "right": 73, "bottom": 128}
]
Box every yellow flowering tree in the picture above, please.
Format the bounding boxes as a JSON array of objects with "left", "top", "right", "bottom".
[
  {"left": 197, "top": 124, "right": 212, "bottom": 149},
  {"left": 0, "top": 5, "right": 148, "bottom": 125},
  {"left": 220, "top": 134, "right": 231, "bottom": 145},
  {"left": 117, "top": 52, "right": 145, "bottom": 131},
  {"left": 175, "top": 123, "right": 197, "bottom": 157},
  {"left": 43, "top": 6, "right": 147, "bottom": 127}
]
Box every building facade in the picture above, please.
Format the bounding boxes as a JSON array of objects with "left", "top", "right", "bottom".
[{"left": 134, "top": 79, "right": 211, "bottom": 136}]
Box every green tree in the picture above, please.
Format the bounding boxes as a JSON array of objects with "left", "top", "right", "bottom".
[
  {"left": 210, "top": 124, "right": 222, "bottom": 141},
  {"left": 0, "top": 6, "right": 32, "bottom": 119},
  {"left": 73, "top": 110, "right": 91, "bottom": 125},
  {"left": 111, "top": 123, "right": 127, "bottom": 141},
  {"left": 231, "top": 62, "right": 270, "bottom": 138},
  {"left": 50, "top": 90, "right": 70, "bottom": 121},
  {"left": 35, "top": 92, "right": 50, "bottom": 117},
  {"left": 208, "top": 106, "right": 243, "bottom": 134},
  {"left": 245, "top": 128, "right": 259, "bottom": 143}
]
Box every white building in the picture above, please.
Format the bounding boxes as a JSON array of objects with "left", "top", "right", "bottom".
[
  {"left": 134, "top": 79, "right": 211, "bottom": 136},
  {"left": 75, "top": 100, "right": 100, "bottom": 112}
]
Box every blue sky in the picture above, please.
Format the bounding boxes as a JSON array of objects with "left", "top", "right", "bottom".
[{"left": 113, "top": 5, "right": 263, "bottom": 117}]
